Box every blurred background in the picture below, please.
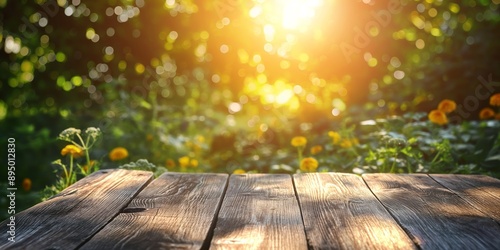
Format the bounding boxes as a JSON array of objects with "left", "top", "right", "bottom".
[{"left": 1, "top": 0, "right": 500, "bottom": 216}]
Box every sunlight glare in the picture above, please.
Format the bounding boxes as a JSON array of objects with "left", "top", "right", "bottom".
[
  {"left": 276, "top": 89, "right": 294, "bottom": 104},
  {"left": 250, "top": 0, "right": 324, "bottom": 31},
  {"left": 263, "top": 24, "right": 275, "bottom": 41},
  {"left": 280, "top": 0, "right": 323, "bottom": 30},
  {"left": 244, "top": 77, "right": 300, "bottom": 110}
]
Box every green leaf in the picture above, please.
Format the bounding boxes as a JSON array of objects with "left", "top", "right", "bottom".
[
  {"left": 139, "top": 99, "right": 152, "bottom": 109},
  {"left": 485, "top": 154, "right": 500, "bottom": 162}
]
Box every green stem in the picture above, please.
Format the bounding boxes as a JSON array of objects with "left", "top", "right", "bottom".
[
  {"left": 430, "top": 150, "right": 442, "bottom": 171},
  {"left": 81, "top": 134, "right": 92, "bottom": 175},
  {"left": 431, "top": 151, "right": 441, "bottom": 163},
  {"left": 389, "top": 158, "right": 397, "bottom": 173},
  {"left": 62, "top": 162, "right": 69, "bottom": 186},
  {"left": 389, "top": 150, "right": 399, "bottom": 173},
  {"left": 76, "top": 134, "right": 86, "bottom": 149},
  {"left": 407, "top": 162, "right": 413, "bottom": 173},
  {"left": 84, "top": 151, "right": 91, "bottom": 175},
  {"left": 85, "top": 135, "right": 90, "bottom": 148},
  {"left": 68, "top": 155, "right": 74, "bottom": 188}
]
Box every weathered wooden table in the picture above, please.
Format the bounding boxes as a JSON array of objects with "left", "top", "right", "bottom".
[{"left": 2, "top": 170, "right": 500, "bottom": 249}]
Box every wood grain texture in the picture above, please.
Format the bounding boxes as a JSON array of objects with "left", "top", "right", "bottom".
[
  {"left": 430, "top": 174, "right": 500, "bottom": 223},
  {"left": 363, "top": 174, "right": 500, "bottom": 250},
  {"left": 0, "top": 169, "right": 153, "bottom": 250},
  {"left": 294, "top": 173, "right": 416, "bottom": 250},
  {"left": 80, "top": 173, "right": 228, "bottom": 250},
  {"left": 210, "top": 174, "right": 307, "bottom": 250}
]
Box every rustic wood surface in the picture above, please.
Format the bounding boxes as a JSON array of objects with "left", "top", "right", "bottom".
[
  {"left": 0, "top": 169, "right": 153, "bottom": 249},
  {"left": 210, "top": 174, "right": 308, "bottom": 250},
  {"left": 430, "top": 174, "right": 500, "bottom": 224},
  {"left": 363, "top": 174, "right": 500, "bottom": 250},
  {"left": 81, "top": 173, "right": 228, "bottom": 250},
  {"left": 2, "top": 172, "right": 500, "bottom": 249},
  {"left": 294, "top": 173, "right": 416, "bottom": 250}
]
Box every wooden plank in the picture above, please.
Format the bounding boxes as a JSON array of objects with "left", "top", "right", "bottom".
[
  {"left": 210, "top": 174, "right": 307, "bottom": 249},
  {"left": 0, "top": 169, "right": 153, "bottom": 249},
  {"left": 80, "top": 173, "right": 228, "bottom": 250},
  {"left": 294, "top": 173, "right": 416, "bottom": 250},
  {"left": 363, "top": 174, "right": 500, "bottom": 250},
  {"left": 430, "top": 174, "right": 500, "bottom": 223}
]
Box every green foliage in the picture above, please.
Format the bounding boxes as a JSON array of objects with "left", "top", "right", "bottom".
[
  {"left": 41, "top": 127, "right": 102, "bottom": 200},
  {"left": 356, "top": 115, "right": 500, "bottom": 176},
  {"left": 120, "top": 159, "right": 167, "bottom": 177}
]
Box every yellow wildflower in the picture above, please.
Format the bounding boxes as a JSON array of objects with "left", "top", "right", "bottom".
[
  {"left": 479, "top": 108, "right": 495, "bottom": 120},
  {"left": 328, "top": 131, "right": 341, "bottom": 144},
  {"left": 437, "top": 99, "right": 456, "bottom": 113},
  {"left": 179, "top": 156, "right": 190, "bottom": 168},
  {"left": 233, "top": 168, "right": 246, "bottom": 174},
  {"left": 300, "top": 157, "right": 318, "bottom": 172},
  {"left": 83, "top": 160, "right": 96, "bottom": 172},
  {"left": 61, "top": 145, "right": 84, "bottom": 158},
  {"left": 310, "top": 145, "right": 323, "bottom": 155},
  {"left": 339, "top": 138, "right": 359, "bottom": 148},
  {"left": 428, "top": 110, "right": 448, "bottom": 125},
  {"left": 340, "top": 139, "right": 352, "bottom": 148},
  {"left": 190, "top": 159, "right": 199, "bottom": 168},
  {"left": 291, "top": 136, "right": 307, "bottom": 147},
  {"left": 490, "top": 93, "right": 500, "bottom": 106},
  {"left": 22, "top": 178, "right": 32, "bottom": 192},
  {"left": 109, "top": 147, "right": 129, "bottom": 161}
]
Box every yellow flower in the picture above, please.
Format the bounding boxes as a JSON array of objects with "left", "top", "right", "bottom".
[
  {"left": 328, "top": 131, "right": 341, "bottom": 144},
  {"left": 300, "top": 157, "right": 318, "bottom": 172},
  {"left": 22, "top": 178, "right": 32, "bottom": 192},
  {"left": 190, "top": 159, "right": 199, "bottom": 168},
  {"left": 61, "top": 145, "right": 84, "bottom": 158},
  {"left": 83, "top": 160, "right": 96, "bottom": 172},
  {"left": 490, "top": 93, "right": 500, "bottom": 106},
  {"left": 109, "top": 147, "right": 129, "bottom": 161},
  {"left": 479, "top": 108, "right": 495, "bottom": 120},
  {"left": 341, "top": 140, "right": 351, "bottom": 148},
  {"left": 310, "top": 145, "right": 323, "bottom": 155},
  {"left": 233, "top": 168, "right": 246, "bottom": 174},
  {"left": 428, "top": 110, "right": 448, "bottom": 125},
  {"left": 179, "top": 156, "right": 190, "bottom": 168},
  {"left": 340, "top": 138, "right": 359, "bottom": 148},
  {"left": 438, "top": 99, "right": 456, "bottom": 113},
  {"left": 291, "top": 136, "right": 307, "bottom": 147}
]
